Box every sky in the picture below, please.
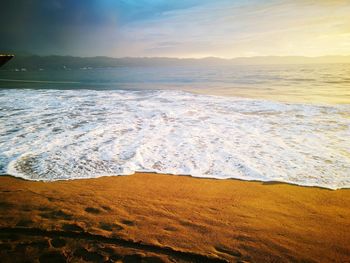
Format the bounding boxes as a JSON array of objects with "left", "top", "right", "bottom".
[{"left": 1, "top": 0, "right": 350, "bottom": 58}]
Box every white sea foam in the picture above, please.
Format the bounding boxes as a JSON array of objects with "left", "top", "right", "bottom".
[{"left": 0, "top": 89, "right": 349, "bottom": 189}]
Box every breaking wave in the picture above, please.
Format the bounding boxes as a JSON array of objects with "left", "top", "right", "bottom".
[{"left": 0, "top": 89, "right": 349, "bottom": 189}]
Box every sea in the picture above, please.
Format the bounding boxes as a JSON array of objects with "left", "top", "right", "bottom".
[{"left": 0, "top": 64, "right": 349, "bottom": 189}]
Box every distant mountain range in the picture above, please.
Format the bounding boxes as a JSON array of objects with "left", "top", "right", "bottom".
[{"left": 2, "top": 55, "right": 350, "bottom": 70}]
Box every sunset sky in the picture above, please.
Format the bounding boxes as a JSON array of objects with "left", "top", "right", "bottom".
[{"left": 1, "top": 0, "right": 350, "bottom": 58}]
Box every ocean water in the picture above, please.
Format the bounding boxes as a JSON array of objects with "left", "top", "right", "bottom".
[
  {"left": 0, "top": 64, "right": 349, "bottom": 189},
  {"left": 1, "top": 64, "right": 350, "bottom": 104}
]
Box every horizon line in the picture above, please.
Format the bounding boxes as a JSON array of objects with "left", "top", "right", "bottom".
[{"left": 7, "top": 54, "right": 350, "bottom": 60}]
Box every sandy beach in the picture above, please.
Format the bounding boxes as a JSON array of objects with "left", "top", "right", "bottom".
[
  {"left": 0, "top": 172, "right": 349, "bottom": 262},
  {"left": 2, "top": 1, "right": 350, "bottom": 263}
]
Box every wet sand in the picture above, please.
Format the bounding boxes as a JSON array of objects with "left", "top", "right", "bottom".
[{"left": 0, "top": 172, "right": 349, "bottom": 262}]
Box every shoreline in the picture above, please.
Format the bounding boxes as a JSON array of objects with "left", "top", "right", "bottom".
[
  {"left": 1, "top": 172, "right": 346, "bottom": 191},
  {"left": 1, "top": 172, "right": 349, "bottom": 262}
]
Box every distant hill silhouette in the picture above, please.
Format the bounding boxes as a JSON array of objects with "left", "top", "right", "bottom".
[{"left": 2, "top": 55, "right": 350, "bottom": 70}]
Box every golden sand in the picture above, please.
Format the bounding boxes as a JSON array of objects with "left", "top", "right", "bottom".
[{"left": 0, "top": 172, "right": 349, "bottom": 262}]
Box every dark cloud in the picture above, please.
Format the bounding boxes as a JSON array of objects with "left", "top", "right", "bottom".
[
  {"left": 0, "top": 0, "right": 114, "bottom": 54},
  {"left": 0, "top": 0, "right": 203, "bottom": 55}
]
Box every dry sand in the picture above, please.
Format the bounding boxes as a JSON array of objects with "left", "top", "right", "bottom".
[{"left": 0, "top": 172, "right": 349, "bottom": 262}]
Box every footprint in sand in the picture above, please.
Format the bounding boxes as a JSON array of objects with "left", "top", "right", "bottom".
[
  {"left": 120, "top": 219, "right": 135, "bottom": 226},
  {"left": 99, "top": 222, "right": 124, "bottom": 232},
  {"left": 40, "top": 209, "right": 72, "bottom": 220},
  {"left": 50, "top": 238, "right": 66, "bottom": 248},
  {"left": 85, "top": 207, "right": 102, "bottom": 214},
  {"left": 62, "top": 223, "right": 84, "bottom": 232}
]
